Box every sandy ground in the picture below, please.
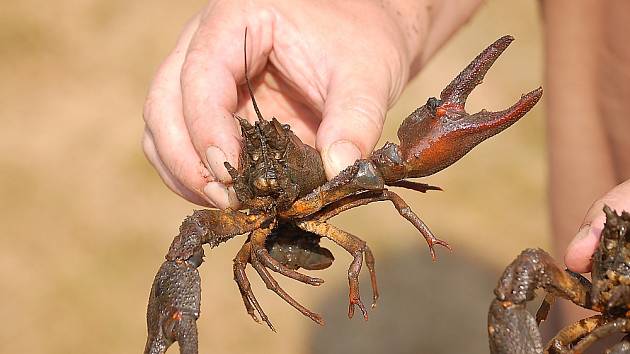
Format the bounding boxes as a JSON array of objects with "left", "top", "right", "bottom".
[{"left": 0, "top": 1, "right": 547, "bottom": 353}]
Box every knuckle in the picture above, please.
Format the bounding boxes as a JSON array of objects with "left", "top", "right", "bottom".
[
  {"left": 142, "top": 95, "right": 157, "bottom": 125},
  {"left": 181, "top": 46, "right": 207, "bottom": 81},
  {"left": 169, "top": 159, "right": 193, "bottom": 185},
  {"left": 338, "top": 95, "right": 386, "bottom": 135},
  {"left": 143, "top": 85, "right": 172, "bottom": 126},
  {"left": 141, "top": 131, "right": 153, "bottom": 155}
]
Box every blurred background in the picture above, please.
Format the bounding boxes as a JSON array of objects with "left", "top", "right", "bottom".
[{"left": 0, "top": 1, "right": 546, "bottom": 353}]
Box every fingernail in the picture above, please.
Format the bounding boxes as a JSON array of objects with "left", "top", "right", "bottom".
[
  {"left": 574, "top": 224, "right": 593, "bottom": 241},
  {"left": 203, "top": 182, "right": 230, "bottom": 209},
  {"left": 565, "top": 225, "right": 601, "bottom": 273},
  {"left": 325, "top": 140, "right": 361, "bottom": 176},
  {"left": 206, "top": 146, "right": 231, "bottom": 183},
  {"left": 576, "top": 222, "right": 603, "bottom": 241},
  {"left": 226, "top": 186, "right": 241, "bottom": 209},
  {"left": 567, "top": 224, "right": 601, "bottom": 257}
]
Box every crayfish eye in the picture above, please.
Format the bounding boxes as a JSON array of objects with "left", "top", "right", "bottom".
[{"left": 426, "top": 97, "right": 442, "bottom": 115}]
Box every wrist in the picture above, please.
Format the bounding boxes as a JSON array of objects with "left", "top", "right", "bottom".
[
  {"left": 381, "top": 0, "right": 432, "bottom": 69},
  {"left": 386, "top": 0, "right": 484, "bottom": 74}
]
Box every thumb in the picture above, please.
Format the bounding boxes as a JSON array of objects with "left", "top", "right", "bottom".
[
  {"left": 565, "top": 179, "right": 630, "bottom": 273},
  {"left": 316, "top": 67, "right": 393, "bottom": 179}
]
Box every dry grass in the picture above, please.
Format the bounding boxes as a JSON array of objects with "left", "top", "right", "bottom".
[{"left": 0, "top": 1, "right": 546, "bottom": 353}]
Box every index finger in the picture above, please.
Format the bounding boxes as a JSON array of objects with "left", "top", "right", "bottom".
[{"left": 180, "top": 5, "right": 275, "bottom": 183}]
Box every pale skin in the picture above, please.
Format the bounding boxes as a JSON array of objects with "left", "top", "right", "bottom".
[{"left": 142, "top": 0, "right": 630, "bottom": 337}]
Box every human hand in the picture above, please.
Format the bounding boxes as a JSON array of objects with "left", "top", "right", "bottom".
[
  {"left": 142, "top": 0, "right": 481, "bottom": 208},
  {"left": 565, "top": 180, "right": 630, "bottom": 273}
]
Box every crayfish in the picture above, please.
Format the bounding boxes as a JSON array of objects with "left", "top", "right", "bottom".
[
  {"left": 489, "top": 206, "right": 630, "bottom": 354},
  {"left": 145, "top": 33, "right": 542, "bottom": 354}
]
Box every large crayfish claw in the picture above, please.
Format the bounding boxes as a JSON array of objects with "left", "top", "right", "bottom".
[
  {"left": 374, "top": 35, "right": 543, "bottom": 182},
  {"left": 145, "top": 258, "right": 202, "bottom": 354}
]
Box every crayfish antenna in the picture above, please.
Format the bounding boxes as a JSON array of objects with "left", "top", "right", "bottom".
[{"left": 243, "top": 27, "right": 265, "bottom": 123}]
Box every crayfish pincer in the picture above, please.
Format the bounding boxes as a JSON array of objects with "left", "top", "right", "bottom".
[{"left": 145, "top": 33, "right": 542, "bottom": 354}]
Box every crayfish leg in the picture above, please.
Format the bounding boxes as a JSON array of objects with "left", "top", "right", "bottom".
[
  {"left": 297, "top": 220, "right": 377, "bottom": 319},
  {"left": 234, "top": 233, "right": 326, "bottom": 329},
  {"left": 542, "top": 315, "right": 604, "bottom": 353},
  {"left": 571, "top": 318, "right": 630, "bottom": 353},
  {"left": 250, "top": 226, "right": 325, "bottom": 326},
  {"left": 281, "top": 160, "right": 385, "bottom": 219},
  {"left": 249, "top": 226, "right": 324, "bottom": 286},
  {"left": 380, "top": 190, "right": 451, "bottom": 260},
  {"left": 607, "top": 336, "right": 630, "bottom": 354},
  {"left": 310, "top": 189, "right": 450, "bottom": 261},
  {"left": 249, "top": 256, "right": 325, "bottom": 326},
  {"left": 233, "top": 241, "right": 275, "bottom": 331}
]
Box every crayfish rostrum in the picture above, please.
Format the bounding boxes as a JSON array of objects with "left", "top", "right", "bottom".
[{"left": 145, "top": 33, "right": 542, "bottom": 354}]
